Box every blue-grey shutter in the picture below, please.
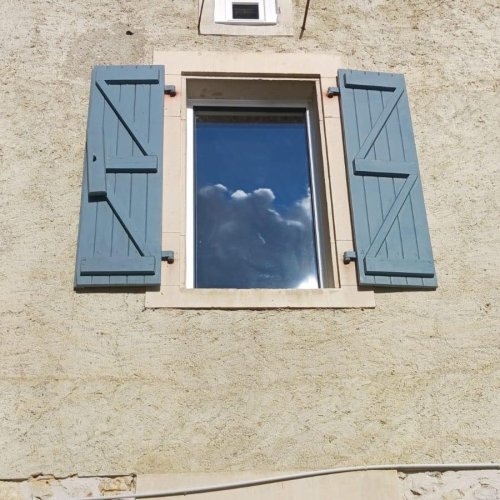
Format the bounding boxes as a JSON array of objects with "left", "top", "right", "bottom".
[
  {"left": 338, "top": 69, "right": 437, "bottom": 288},
  {"left": 75, "top": 65, "right": 164, "bottom": 288}
]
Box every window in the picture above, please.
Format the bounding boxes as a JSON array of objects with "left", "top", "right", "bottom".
[
  {"left": 214, "top": 0, "right": 277, "bottom": 25},
  {"left": 74, "top": 52, "right": 437, "bottom": 308},
  {"left": 188, "top": 105, "right": 323, "bottom": 289},
  {"left": 199, "top": 0, "right": 292, "bottom": 36},
  {"left": 232, "top": 3, "right": 260, "bottom": 20}
]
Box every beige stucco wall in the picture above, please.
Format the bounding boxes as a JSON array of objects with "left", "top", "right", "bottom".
[{"left": 0, "top": 0, "right": 498, "bottom": 478}]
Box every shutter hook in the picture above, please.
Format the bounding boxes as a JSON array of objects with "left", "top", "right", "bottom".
[
  {"left": 343, "top": 251, "right": 357, "bottom": 264},
  {"left": 164, "top": 85, "right": 176, "bottom": 97},
  {"left": 161, "top": 250, "right": 175, "bottom": 264},
  {"left": 327, "top": 87, "right": 340, "bottom": 98}
]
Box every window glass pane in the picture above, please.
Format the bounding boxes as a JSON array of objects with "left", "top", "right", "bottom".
[
  {"left": 232, "top": 3, "right": 260, "bottom": 19},
  {"left": 194, "top": 107, "right": 319, "bottom": 289}
]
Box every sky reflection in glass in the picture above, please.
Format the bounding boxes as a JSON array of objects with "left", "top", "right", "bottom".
[{"left": 195, "top": 108, "right": 319, "bottom": 289}]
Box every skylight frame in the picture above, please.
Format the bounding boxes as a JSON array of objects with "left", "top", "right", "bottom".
[{"left": 214, "top": 0, "right": 278, "bottom": 25}]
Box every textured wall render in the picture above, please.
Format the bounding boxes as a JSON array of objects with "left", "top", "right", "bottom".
[{"left": 0, "top": 0, "right": 499, "bottom": 478}]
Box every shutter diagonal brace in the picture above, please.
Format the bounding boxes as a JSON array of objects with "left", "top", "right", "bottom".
[
  {"left": 95, "top": 77, "right": 153, "bottom": 156},
  {"left": 365, "top": 173, "right": 417, "bottom": 262},
  {"left": 354, "top": 85, "right": 403, "bottom": 161},
  {"left": 106, "top": 191, "right": 154, "bottom": 257}
]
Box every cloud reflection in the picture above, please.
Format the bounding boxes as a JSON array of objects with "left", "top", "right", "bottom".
[{"left": 196, "top": 184, "right": 319, "bottom": 289}]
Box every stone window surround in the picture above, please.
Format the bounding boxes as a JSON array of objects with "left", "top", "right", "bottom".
[
  {"left": 199, "top": 0, "right": 294, "bottom": 36},
  {"left": 145, "top": 51, "right": 375, "bottom": 309}
]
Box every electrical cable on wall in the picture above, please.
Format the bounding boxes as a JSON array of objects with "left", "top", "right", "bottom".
[
  {"left": 82, "top": 463, "right": 500, "bottom": 500},
  {"left": 299, "top": 0, "right": 312, "bottom": 39},
  {"left": 198, "top": 0, "right": 206, "bottom": 35}
]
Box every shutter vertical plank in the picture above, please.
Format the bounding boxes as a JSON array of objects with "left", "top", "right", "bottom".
[
  {"left": 399, "top": 90, "right": 435, "bottom": 287},
  {"left": 338, "top": 69, "right": 437, "bottom": 288},
  {"left": 366, "top": 89, "right": 391, "bottom": 285},
  {"left": 74, "top": 152, "right": 97, "bottom": 288},
  {"left": 395, "top": 94, "right": 423, "bottom": 287},
  {"left": 356, "top": 88, "right": 388, "bottom": 284},
  {"left": 377, "top": 90, "right": 406, "bottom": 286},
  {"left": 145, "top": 71, "right": 164, "bottom": 287},
  {"left": 341, "top": 84, "right": 375, "bottom": 285},
  {"left": 75, "top": 65, "right": 164, "bottom": 288},
  {"left": 86, "top": 74, "right": 107, "bottom": 198},
  {"left": 127, "top": 81, "right": 149, "bottom": 286},
  {"left": 92, "top": 189, "right": 114, "bottom": 287},
  {"left": 397, "top": 184, "right": 423, "bottom": 287},
  {"left": 114, "top": 79, "right": 136, "bottom": 286},
  {"left": 89, "top": 83, "right": 113, "bottom": 287},
  {"left": 355, "top": 89, "right": 377, "bottom": 265},
  {"left": 384, "top": 93, "right": 408, "bottom": 286},
  {"left": 109, "top": 82, "right": 130, "bottom": 286}
]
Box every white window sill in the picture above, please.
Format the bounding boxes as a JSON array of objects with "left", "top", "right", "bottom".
[
  {"left": 215, "top": 20, "right": 277, "bottom": 26},
  {"left": 146, "top": 286, "right": 375, "bottom": 309}
]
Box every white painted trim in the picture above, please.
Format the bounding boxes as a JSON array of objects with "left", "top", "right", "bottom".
[
  {"left": 214, "top": 0, "right": 277, "bottom": 25},
  {"left": 185, "top": 106, "right": 195, "bottom": 289},
  {"left": 188, "top": 98, "right": 311, "bottom": 109},
  {"left": 305, "top": 107, "right": 325, "bottom": 288}
]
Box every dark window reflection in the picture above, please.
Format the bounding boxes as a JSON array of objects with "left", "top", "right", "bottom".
[
  {"left": 232, "top": 3, "right": 260, "bottom": 19},
  {"left": 195, "top": 107, "right": 319, "bottom": 289}
]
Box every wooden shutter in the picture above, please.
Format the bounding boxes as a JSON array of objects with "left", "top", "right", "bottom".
[
  {"left": 75, "top": 65, "right": 164, "bottom": 288},
  {"left": 338, "top": 69, "right": 437, "bottom": 288}
]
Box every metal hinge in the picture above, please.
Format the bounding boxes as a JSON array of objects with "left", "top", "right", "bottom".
[
  {"left": 161, "top": 251, "right": 175, "bottom": 264},
  {"left": 343, "top": 251, "right": 357, "bottom": 264},
  {"left": 164, "top": 85, "right": 176, "bottom": 97},
  {"left": 327, "top": 86, "right": 340, "bottom": 98}
]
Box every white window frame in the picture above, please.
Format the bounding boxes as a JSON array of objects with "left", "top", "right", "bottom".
[
  {"left": 214, "top": 0, "right": 278, "bottom": 25},
  {"left": 186, "top": 99, "right": 327, "bottom": 289}
]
